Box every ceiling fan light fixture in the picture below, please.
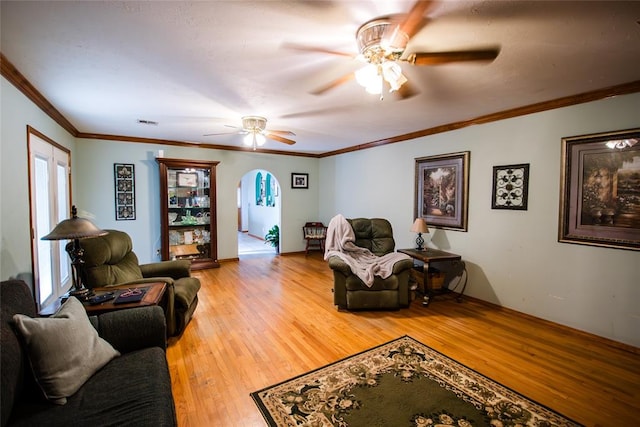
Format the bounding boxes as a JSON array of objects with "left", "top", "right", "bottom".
[
  {"left": 354, "top": 18, "right": 409, "bottom": 98},
  {"left": 243, "top": 131, "right": 267, "bottom": 150},
  {"left": 382, "top": 61, "right": 407, "bottom": 92},
  {"left": 355, "top": 64, "right": 383, "bottom": 95},
  {"left": 356, "top": 61, "right": 407, "bottom": 97}
]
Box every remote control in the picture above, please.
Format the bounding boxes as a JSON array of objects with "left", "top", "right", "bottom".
[{"left": 88, "top": 292, "right": 115, "bottom": 305}]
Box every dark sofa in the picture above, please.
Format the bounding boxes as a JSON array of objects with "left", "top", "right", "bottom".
[{"left": 1, "top": 279, "right": 177, "bottom": 427}]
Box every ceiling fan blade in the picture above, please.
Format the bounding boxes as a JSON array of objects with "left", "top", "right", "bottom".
[
  {"left": 203, "top": 130, "right": 241, "bottom": 136},
  {"left": 311, "top": 72, "right": 356, "bottom": 95},
  {"left": 398, "top": 0, "right": 434, "bottom": 40},
  {"left": 382, "top": 0, "right": 433, "bottom": 50},
  {"left": 267, "top": 133, "right": 296, "bottom": 145},
  {"left": 395, "top": 80, "right": 419, "bottom": 100},
  {"left": 267, "top": 129, "right": 297, "bottom": 136},
  {"left": 203, "top": 124, "right": 243, "bottom": 136},
  {"left": 407, "top": 48, "right": 500, "bottom": 65},
  {"left": 282, "top": 42, "right": 355, "bottom": 58}
]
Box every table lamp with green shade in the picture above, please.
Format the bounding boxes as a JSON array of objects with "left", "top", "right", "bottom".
[{"left": 41, "top": 205, "right": 107, "bottom": 300}]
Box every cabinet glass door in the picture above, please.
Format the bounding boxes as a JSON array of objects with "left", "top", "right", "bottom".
[{"left": 157, "top": 158, "right": 219, "bottom": 269}]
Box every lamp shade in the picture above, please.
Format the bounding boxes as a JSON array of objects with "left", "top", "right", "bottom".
[
  {"left": 42, "top": 206, "right": 107, "bottom": 241},
  {"left": 410, "top": 218, "right": 429, "bottom": 234},
  {"left": 41, "top": 206, "right": 106, "bottom": 299}
]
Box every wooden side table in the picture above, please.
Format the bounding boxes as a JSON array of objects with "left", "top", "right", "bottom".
[
  {"left": 398, "top": 248, "right": 467, "bottom": 307},
  {"left": 84, "top": 282, "right": 167, "bottom": 315},
  {"left": 40, "top": 282, "right": 167, "bottom": 316}
]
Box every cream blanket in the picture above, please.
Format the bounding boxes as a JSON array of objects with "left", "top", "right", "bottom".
[{"left": 324, "top": 214, "right": 411, "bottom": 287}]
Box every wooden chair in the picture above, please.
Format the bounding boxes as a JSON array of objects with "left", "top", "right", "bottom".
[{"left": 303, "top": 222, "right": 327, "bottom": 256}]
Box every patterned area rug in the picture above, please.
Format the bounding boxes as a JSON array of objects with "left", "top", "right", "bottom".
[{"left": 251, "top": 336, "right": 582, "bottom": 427}]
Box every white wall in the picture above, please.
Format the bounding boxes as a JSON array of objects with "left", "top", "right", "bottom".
[
  {"left": 72, "top": 139, "right": 318, "bottom": 262},
  {"left": 319, "top": 92, "right": 640, "bottom": 348},
  {"left": 242, "top": 170, "right": 281, "bottom": 241},
  {"left": 0, "top": 78, "right": 76, "bottom": 283},
  {"left": 3, "top": 72, "right": 639, "bottom": 347}
]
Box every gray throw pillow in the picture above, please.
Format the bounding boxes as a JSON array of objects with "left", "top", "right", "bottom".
[{"left": 12, "top": 297, "right": 120, "bottom": 405}]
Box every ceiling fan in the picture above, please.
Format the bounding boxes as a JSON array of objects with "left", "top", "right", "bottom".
[
  {"left": 286, "top": 0, "right": 500, "bottom": 99},
  {"left": 204, "top": 116, "right": 296, "bottom": 150}
]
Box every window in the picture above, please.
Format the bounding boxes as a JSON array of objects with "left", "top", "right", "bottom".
[{"left": 28, "top": 128, "right": 71, "bottom": 309}]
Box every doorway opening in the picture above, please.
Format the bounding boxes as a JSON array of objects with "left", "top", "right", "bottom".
[{"left": 237, "top": 169, "right": 281, "bottom": 256}]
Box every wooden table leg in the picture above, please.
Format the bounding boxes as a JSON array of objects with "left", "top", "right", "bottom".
[{"left": 422, "top": 261, "right": 431, "bottom": 307}]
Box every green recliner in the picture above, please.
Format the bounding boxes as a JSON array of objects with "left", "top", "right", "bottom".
[
  {"left": 328, "top": 218, "right": 414, "bottom": 310},
  {"left": 72, "top": 229, "right": 201, "bottom": 336}
]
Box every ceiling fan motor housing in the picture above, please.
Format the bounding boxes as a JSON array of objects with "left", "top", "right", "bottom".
[
  {"left": 242, "top": 116, "right": 267, "bottom": 132},
  {"left": 356, "top": 18, "right": 408, "bottom": 64}
]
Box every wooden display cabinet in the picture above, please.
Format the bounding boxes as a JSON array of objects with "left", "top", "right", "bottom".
[{"left": 156, "top": 158, "right": 219, "bottom": 269}]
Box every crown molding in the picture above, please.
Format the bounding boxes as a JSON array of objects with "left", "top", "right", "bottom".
[
  {"left": 319, "top": 80, "right": 640, "bottom": 157},
  {"left": 3, "top": 53, "right": 638, "bottom": 158},
  {"left": 1, "top": 52, "right": 78, "bottom": 136},
  {"left": 75, "top": 132, "right": 319, "bottom": 158}
]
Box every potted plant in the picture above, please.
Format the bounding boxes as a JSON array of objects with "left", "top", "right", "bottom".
[{"left": 264, "top": 225, "right": 279, "bottom": 253}]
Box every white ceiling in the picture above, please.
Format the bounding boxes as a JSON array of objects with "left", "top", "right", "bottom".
[{"left": 2, "top": 1, "right": 640, "bottom": 155}]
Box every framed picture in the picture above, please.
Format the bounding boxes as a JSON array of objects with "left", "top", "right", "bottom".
[
  {"left": 492, "top": 164, "right": 530, "bottom": 210},
  {"left": 559, "top": 128, "right": 640, "bottom": 251},
  {"left": 177, "top": 172, "right": 198, "bottom": 187},
  {"left": 415, "top": 151, "right": 470, "bottom": 231},
  {"left": 114, "top": 163, "right": 135, "bottom": 221},
  {"left": 291, "top": 173, "right": 308, "bottom": 189}
]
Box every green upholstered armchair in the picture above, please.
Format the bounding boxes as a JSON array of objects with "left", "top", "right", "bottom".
[
  {"left": 328, "top": 218, "right": 414, "bottom": 310},
  {"left": 71, "top": 229, "right": 200, "bottom": 336}
]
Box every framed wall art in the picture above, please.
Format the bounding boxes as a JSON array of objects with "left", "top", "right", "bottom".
[
  {"left": 114, "top": 163, "right": 136, "bottom": 220},
  {"left": 291, "top": 173, "right": 308, "bottom": 189},
  {"left": 177, "top": 172, "right": 198, "bottom": 187},
  {"left": 492, "top": 163, "right": 530, "bottom": 210},
  {"left": 559, "top": 128, "right": 640, "bottom": 251},
  {"left": 415, "top": 151, "right": 470, "bottom": 231}
]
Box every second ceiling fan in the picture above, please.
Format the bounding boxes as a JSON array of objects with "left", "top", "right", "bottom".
[
  {"left": 205, "top": 116, "right": 296, "bottom": 150},
  {"left": 286, "top": 0, "right": 500, "bottom": 99}
]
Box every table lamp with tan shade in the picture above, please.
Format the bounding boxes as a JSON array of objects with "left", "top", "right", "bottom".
[
  {"left": 410, "top": 218, "right": 429, "bottom": 250},
  {"left": 41, "top": 206, "right": 107, "bottom": 300}
]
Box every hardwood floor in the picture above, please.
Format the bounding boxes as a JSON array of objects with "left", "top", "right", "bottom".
[{"left": 167, "top": 253, "right": 640, "bottom": 427}]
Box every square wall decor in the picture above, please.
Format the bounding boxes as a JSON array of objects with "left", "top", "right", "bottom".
[
  {"left": 291, "top": 173, "right": 308, "bottom": 189},
  {"left": 492, "top": 164, "right": 530, "bottom": 210}
]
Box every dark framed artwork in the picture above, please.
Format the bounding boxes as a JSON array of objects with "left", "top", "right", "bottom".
[
  {"left": 415, "top": 151, "right": 470, "bottom": 231},
  {"left": 492, "top": 164, "right": 530, "bottom": 210},
  {"left": 559, "top": 128, "right": 640, "bottom": 251},
  {"left": 291, "top": 173, "right": 308, "bottom": 189},
  {"left": 114, "top": 163, "right": 135, "bottom": 220}
]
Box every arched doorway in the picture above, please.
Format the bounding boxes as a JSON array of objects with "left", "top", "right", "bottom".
[{"left": 237, "top": 169, "right": 281, "bottom": 255}]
